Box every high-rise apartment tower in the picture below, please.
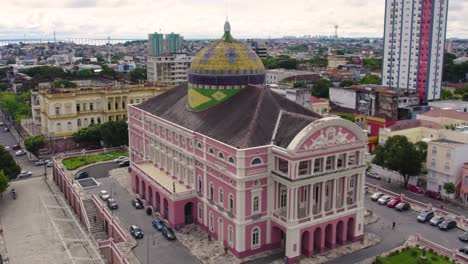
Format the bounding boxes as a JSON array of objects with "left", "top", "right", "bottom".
[{"left": 382, "top": 0, "right": 449, "bottom": 102}]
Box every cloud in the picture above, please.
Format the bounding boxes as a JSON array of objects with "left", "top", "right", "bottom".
[{"left": 0, "top": 0, "right": 466, "bottom": 39}]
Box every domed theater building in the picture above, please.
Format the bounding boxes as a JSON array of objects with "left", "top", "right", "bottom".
[{"left": 128, "top": 22, "right": 367, "bottom": 263}]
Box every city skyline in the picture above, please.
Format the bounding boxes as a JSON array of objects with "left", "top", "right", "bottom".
[{"left": 1, "top": 0, "right": 467, "bottom": 40}]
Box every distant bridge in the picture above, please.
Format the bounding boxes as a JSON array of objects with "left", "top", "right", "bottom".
[{"left": 0, "top": 38, "right": 146, "bottom": 46}]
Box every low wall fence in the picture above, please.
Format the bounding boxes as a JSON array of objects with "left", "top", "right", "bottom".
[
  {"left": 416, "top": 235, "right": 468, "bottom": 264},
  {"left": 98, "top": 239, "right": 130, "bottom": 264}
]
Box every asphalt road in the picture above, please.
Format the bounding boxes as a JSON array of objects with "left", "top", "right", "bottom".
[
  {"left": 86, "top": 163, "right": 202, "bottom": 264},
  {"left": 0, "top": 115, "right": 46, "bottom": 179},
  {"left": 327, "top": 193, "right": 467, "bottom": 264},
  {"left": 366, "top": 177, "right": 467, "bottom": 217}
]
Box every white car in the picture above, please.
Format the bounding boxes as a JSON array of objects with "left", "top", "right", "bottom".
[
  {"left": 2, "top": 145, "right": 10, "bottom": 151},
  {"left": 377, "top": 195, "right": 392, "bottom": 205},
  {"left": 15, "top": 150, "right": 26, "bottom": 156},
  {"left": 99, "top": 190, "right": 110, "bottom": 201},
  {"left": 17, "top": 171, "right": 32, "bottom": 178},
  {"left": 370, "top": 192, "right": 384, "bottom": 201},
  {"left": 114, "top": 156, "right": 128, "bottom": 163}
]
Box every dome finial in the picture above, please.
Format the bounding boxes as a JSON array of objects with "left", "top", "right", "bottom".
[{"left": 224, "top": 20, "right": 231, "bottom": 33}]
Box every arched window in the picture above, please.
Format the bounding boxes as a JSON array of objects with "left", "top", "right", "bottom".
[
  {"left": 197, "top": 142, "right": 203, "bottom": 149},
  {"left": 228, "top": 194, "right": 234, "bottom": 212},
  {"left": 208, "top": 147, "right": 214, "bottom": 155},
  {"left": 209, "top": 183, "right": 214, "bottom": 200},
  {"left": 218, "top": 152, "right": 224, "bottom": 160},
  {"left": 251, "top": 228, "right": 260, "bottom": 249},
  {"left": 228, "top": 157, "right": 235, "bottom": 164},
  {"left": 198, "top": 203, "right": 203, "bottom": 223},
  {"left": 209, "top": 212, "right": 214, "bottom": 232},
  {"left": 219, "top": 188, "right": 224, "bottom": 205},
  {"left": 253, "top": 196, "right": 259, "bottom": 213},
  {"left": 67, "top": 122, "right": 72, "bottom": 131},
  {"left": 251, "top": 157, "right": 263, "bottom": 166},
  {"left": 228, "top": 225, "right": 234, "bottom": 247}
]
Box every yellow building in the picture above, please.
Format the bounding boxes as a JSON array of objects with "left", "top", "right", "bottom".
[
  {"left": 417, "top": 109, "right": 468, "bottom": 127},
  {"left": 379, "top": 119, "right": 468, "bottom": 144},
  {"left": 32, "top": 83, "right": 173, "bottom": 138},
  {"left": 310, "top": 96, "right": 330, "bottom": 116},
  {"left": 327, "top": 53, "right": 348, "bottom": 70}
]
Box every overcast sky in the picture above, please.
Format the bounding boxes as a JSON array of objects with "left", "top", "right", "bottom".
[{"left": 1, "top": 0, "right": 467, "bottom": 40}]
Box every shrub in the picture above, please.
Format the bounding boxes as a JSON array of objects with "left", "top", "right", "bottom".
[
  {"left": 431, "top": 255, "right": 438, "bottom": 261},
  {"left": 410, "top": 249, "right": 419, "bottom": 257},
  {"left": 428, "top": 248, "right": 434, "bottom": 254},
  {"left": 374, "top": 256, "right": 385, "bottom": 264}
]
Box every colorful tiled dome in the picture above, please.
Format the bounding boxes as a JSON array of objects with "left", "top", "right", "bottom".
[{"left": 187, "top": 21, "right": 266, "bottom": 111}]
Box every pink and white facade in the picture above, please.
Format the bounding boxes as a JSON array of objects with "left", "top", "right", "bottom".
[
  {"left": 382, "top": 0, "right": 448, "bottom": 102},
  {"left": 128, "top": 105, "right": 368, "bottom": 262}
]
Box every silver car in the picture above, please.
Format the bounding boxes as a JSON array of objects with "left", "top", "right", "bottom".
[
  {"left": 371, "top": 192, "right": 384, "bottom": 201},
  {"left": 377, "top": 195, "right": 392, "bottom": 205},
  {"left": 99, "top": 190, "right": 110, "bottom": 201},
  {"left": 17, "top": 171, "right": 32, "bottom": 178}
]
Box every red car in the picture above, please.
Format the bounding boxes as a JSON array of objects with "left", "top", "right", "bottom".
[
  {"left": 425, "top": 190, "right": 442, "bottom": 200},
  {"left": 387, "top": 197, "right": 401, "bottom": 208},
  {"left": 408, "top": 184, "right": 424, "bottom": 194}
]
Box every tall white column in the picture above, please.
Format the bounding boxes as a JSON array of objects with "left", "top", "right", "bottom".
[
  {"left": 333, "top": 178, "right": 338, "bottom": 210},
  {"left": 320, "top": 182, "right": 325, "bottom": 213},
  {"left": 308, "top": 184, "right": 313, "bottom": 216}
]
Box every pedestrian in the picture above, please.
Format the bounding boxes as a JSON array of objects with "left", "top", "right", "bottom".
[
  {"left": 392, "top": 221, "right": 396, "bottom": 230},
  {"left": 440, "top": 204, "right": 444, "bottom": 210},
  {"left": 93, "top": 215, "right": 97, "bottom": 223}
]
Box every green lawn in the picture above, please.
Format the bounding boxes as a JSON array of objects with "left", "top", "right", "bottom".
[
  {"left": 375, "top": 247, "right": 453, "bottom": 264},
  {"left": 62, "top": 151, "right": 128, "bottom": 170}
]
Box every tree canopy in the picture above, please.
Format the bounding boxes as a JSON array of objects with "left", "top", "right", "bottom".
[
  {"left": 360, "top": 74, "right": 381, "bottom": 85},
  {"left": 53, "top": 80, "right": 77, "bottom": 88},
  {"left": 24, "top": 134, "right": 46, "bottom": 155},
  {"left": 20, "top": 66, "right": 66, "bottom": 82},
  {"left": 0, "top": 91, "right": 32, "bottom": 120},
  {"left": 130, "top": 67, "right": 147, "bottom": 82},
  {"left": 0, "top": 145, "right": 21, "bottom": 180},
  {"left": 337, "top": 113, "right": 356, "bottom": 122},
  {"left": 309, "top": 78, "right": 333, "bottom": 98},
  {"left": 0, "top": 170, "right": 9, "bottom": 194},
  {"left": 72, "top": 120, "right": 128, "bottom": 147},
  {"left": 372, "top": 136, "right": 427, "bottom": 187},
  {"left": 443, "top": 52, "right": 468, "bottom": 82},
  {"left": 362, "top": 58, "right": 382, "bottom": 70}
]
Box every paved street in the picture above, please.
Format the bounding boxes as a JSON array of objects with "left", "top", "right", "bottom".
[
  {"left": 327, "top": 194, "right": 467, "bottom": 264},
  {"left": 0, "top": 115, "right": 44, "bottom": 178},
  {"left": 85, "top": 163, "right": 202, "bottom": 264},
  {"left": 0, "top": 176, "right": 104, "bottom": 264},
  {"left": 366, "top": 177, "right": 467, "bottom": 217}
]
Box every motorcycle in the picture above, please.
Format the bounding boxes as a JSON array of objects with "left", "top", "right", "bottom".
[{"left": 11, "top": 189, "right": 16, "bottom": 200}]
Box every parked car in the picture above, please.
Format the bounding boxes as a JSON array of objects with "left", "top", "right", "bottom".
[
  {"left": 131, "top": 198, "right": 144, "bottom": 209},
  {"left": 35, "top": 159, "right": 47, "bottom": 166},
  {"left": 438, "top": 219, "right": 457, "bottom": 231},
  {"left": 386, "top": 197, "right": 401, "bottom": 208},
  {"left": 17, "top": 171, "right": 32, "bottom": 178},
  {"left": 429, "top": 215, "right": 445, "bottom": 226},
  {"left": 371, "top": 192, "right": 384, "bottom": 201},
  {"left": 459, "top": 232, "right": 468, "bottom": 242},
  {"left": 4, "top": 146, "right": 10, "bottom": 151},
  {"left": 417, "top": 210, "right": 434, "bottom": 223},
  {"left": 394, "top": 202, "right": 411, "bottom": 211},
  {"left": 161, "top": 225, "right": 176, "bottom": 240},
  {"left": 74, "top": 171, "right": 89, "bottom": 180},
  {"left": 130, "top": 225, "right": 144, "bottom": 239},
  {"left": 425, "top": 190, "right": 442, "bottom": 200},
  {"left": 107, "top": 198, "right": 118, "bottom": 210},
  {"left": 0, "top": 122, "right": 4, "bottom": 126},
  {"left": 12, "top": 144, "right": 21, "bottom": 151},
  {"left": 377, "top": 195, "right": 392, "bottom": 205},
  {"left": 4, "top": 127, "right": 9, "bottom": 132},
  {"left": 152, "top": 217, "right": 165, "bottom": 231},
  {"left": 15, "top": 150, "right": 26, "bottom": 156},
  {"left": 118, "top": 160, "right": 129, "bottom": 167},
  {"left": 408, "top": 185, "right": 424, "bottom": 194},
  {"left": 46, "top": 161, "right": 53, "bottom": 167},
  {"left": 99, "top": 190, "right": 110, "bottom": 201},
  {"left": 459, "top": 246, "right": 468, "bottom": 255},
  {"left": 366, "top": 172, "right": 381, "bottom": 180},
  {"left": 114, "top": 156, "right": 128, "bottom": 163}
]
